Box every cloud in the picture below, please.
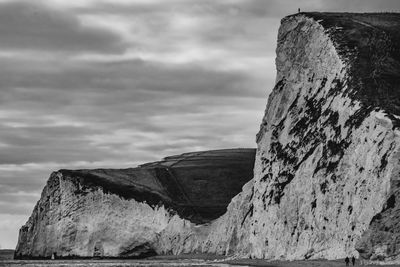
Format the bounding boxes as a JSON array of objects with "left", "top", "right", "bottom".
[
  {"left": 0, "top": 58, "right": 263, "bottom": 95},
  {"left": 0, "top": 60, "right": 267, "bottom": 164},
  {"left": 0, "top": 1, "right": 126, "bottom": 54}
]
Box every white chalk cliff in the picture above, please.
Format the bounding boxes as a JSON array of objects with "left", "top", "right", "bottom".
[
  {"left": 16, "top": 12, "right": 400, "bottom": 264},
  {"left": 250, "top": 12, "right": 400, "bottom": 262},
  {"left": 15, "top": 149, "right": 255, "bottom": 259}
]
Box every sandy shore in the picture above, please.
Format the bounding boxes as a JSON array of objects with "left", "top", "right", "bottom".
[
  {"left": 2, "top": 251, "right": 398, "bottom": 267},
  {"left": 148, "top": 254, "right": 398, "bottom": 266}
]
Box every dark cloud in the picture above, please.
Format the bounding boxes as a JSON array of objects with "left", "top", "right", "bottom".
[
  {"left": 0, "top": 1, "right": 126, "bottom": 53},
  {"left": 0, "top": 59, "right": 262, "bottom": 97}
]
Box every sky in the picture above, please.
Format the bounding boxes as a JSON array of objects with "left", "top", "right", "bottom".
[{"left": 0, "top": 0, "right": 400, "bottom": 249}]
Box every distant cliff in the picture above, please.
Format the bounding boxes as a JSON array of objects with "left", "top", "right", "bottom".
[{"left": 14, "top": 149, "right": 255, "bottom": 259}]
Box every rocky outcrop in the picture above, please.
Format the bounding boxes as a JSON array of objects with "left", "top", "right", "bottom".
[{"left": 14, "top": 149, "right": 255, "bottom": 259}]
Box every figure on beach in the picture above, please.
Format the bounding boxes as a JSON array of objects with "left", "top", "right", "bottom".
[
  {"left": 352, "top": 256, "right": 356, "bottom": 265},
  {"left": 345, "top": 256, "right": 350, "bottom": 266}
]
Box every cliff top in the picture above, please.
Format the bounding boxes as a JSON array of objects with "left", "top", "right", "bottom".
[
  {"left": 57, "top": 148, "right": 255, "bottom": 223},
  {"left": 140, "top": 148, "right": 256, "bottom": 168},
  {"left": 285, "top": 12, "right": 400, "bottom": 119}
]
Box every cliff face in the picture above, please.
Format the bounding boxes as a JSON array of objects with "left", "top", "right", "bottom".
[
  {"left": 155, "top": 179, "right": 254, "bottom": 256},
  {"left": 248, "top": 13, "right": 400, "bottom": 262},
  {"left": 15, "top": 149, "right": 255, "bottom": 259}
]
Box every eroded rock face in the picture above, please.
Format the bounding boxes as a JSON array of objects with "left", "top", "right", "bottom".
[
  {"left": 248, "top": 13, "right": 400, "bottom": 262},
  {"left": 14, "top": 149, "right": 255, "bottom": 259},
  {"left": 155, "top": 180, "right": 254, "bottom": 256}
]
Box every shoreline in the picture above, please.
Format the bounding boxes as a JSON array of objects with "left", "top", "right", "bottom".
[{"left": 4, "top": 251, "right": 399, "bottom": 267}]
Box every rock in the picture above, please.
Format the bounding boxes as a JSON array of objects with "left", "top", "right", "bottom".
[
  {"left": 155, "top": 179, "right": 254, "bottom": 256},
  {"left": 14, "top": 148, "right": 255, "bottom": 259},
  {"left": 249, "top": 12, "right": 400, "bottom": 262}
]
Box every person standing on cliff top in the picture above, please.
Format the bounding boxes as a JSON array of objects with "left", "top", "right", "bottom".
[{"left": 345, "top": 257, "right": 350, "bottom": 266}]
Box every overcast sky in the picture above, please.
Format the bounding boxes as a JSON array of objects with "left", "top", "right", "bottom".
[{"left": 1, "top": 0, "right": 400, "bottom": 249}]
